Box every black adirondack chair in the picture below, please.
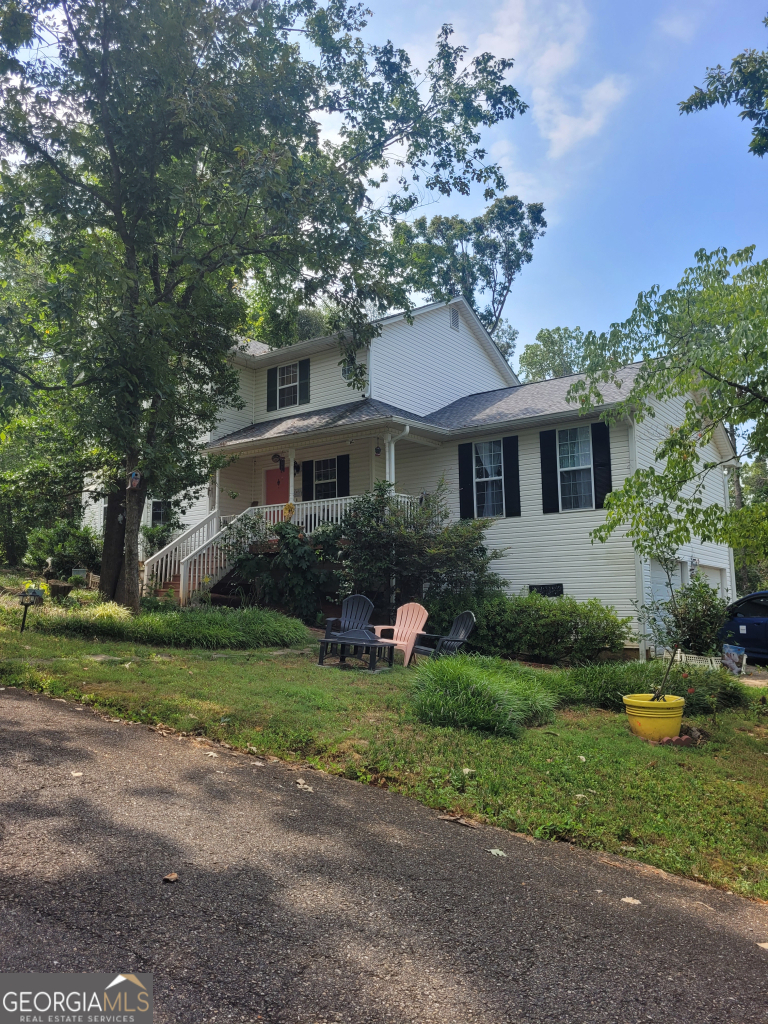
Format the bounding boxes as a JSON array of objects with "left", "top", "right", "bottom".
[
  {"left": 411, "top": 610, "right": 476, "bottom": 659},
  {"left": 325, "top": 595, "right": 375, "bottom": 655}
]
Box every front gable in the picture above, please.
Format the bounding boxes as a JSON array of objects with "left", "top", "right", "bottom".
[{"left": 370, "top": 299, "right": 517, "bottom": 416}]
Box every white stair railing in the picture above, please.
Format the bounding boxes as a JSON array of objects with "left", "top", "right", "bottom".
[
  {"left": 142, "top": 509, "right": 220, "bottom": 594},
  {"left": 178, "top": 505, "right": 266, "bottom": 606},
  {"left": 176, "top": 493, "right": 416, "bottom": 605}
]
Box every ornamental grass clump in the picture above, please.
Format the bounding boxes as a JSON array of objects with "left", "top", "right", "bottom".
[
  {"left": 29, "top": 602, "right": 311, "bottom": 650},
  {"left": 569, "top": 660, "right": 751, "bottom": 714},
  {"left": 411, "top": 654, "right": 559, "bottom": 735}
]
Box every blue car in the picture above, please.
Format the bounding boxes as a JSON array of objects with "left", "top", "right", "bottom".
[{"left": 719, "top": 591, "right": 768, "bottom": 661}]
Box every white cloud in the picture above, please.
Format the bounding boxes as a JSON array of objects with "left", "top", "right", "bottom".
[
  {"left": 539, "top": 74, "right": 628, "bottom": 158},
  {"left": 656, "top": 11, "right": 700, "bottom": 43},
  {"left": 476, "top": 0, "right": 628, "bottom": 158}
]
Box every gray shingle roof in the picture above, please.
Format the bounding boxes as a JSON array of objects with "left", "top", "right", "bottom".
[
  {"left": 209, "top": 364, "right": 642, "bottom": 449},
  {"left": 210, "top": 398, "right": 431, "bottom": 449},
  {"left": 426, "top": 364, "right": 642, "bottom": 430}
]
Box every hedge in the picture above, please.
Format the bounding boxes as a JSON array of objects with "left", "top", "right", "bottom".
[{"left": 425, "top": 591, "right": 634, "bottom": 664}]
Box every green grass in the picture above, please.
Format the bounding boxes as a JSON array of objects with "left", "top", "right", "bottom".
[
  {"left": 1, "top": 614, "right": 767, "bottom": 900},
  {"left": 412, "top": 655, "right": 560, "bottom": 734},
  {"left": 0, "top": 597, "right": 311, "bottom": 649}
]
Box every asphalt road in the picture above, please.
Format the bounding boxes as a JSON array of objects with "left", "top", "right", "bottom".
[{"left": 1, "top": 685, "right": 767, "bottom": 1024}]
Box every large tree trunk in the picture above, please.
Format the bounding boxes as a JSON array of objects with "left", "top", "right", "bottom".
[
  {"left": 99, "top": 482, "right": 126, "bottom": 601},
  {"left": 123, "top": 461, "right": 147, "bottom": 614}
]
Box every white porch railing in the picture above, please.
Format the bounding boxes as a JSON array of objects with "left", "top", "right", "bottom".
[
  {"left": 142, "top": 509, "right": 221, "bottom": 593},
  {"left": 151, "top": 493, "right": 415, "bottom": 605}
]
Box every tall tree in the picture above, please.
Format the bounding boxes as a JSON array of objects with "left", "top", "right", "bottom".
[
  {"left": 680, "top": 14, "right": 768, "bottom": 157},
  {"left": 731, "top": 455, "right": 768, "bottom": 595},
  {"left": 0, "top": 396, "right": 95, "bottom": 565},
  {"left": 0, "top": 0, "right": 528, "bottom": 610},
  {"left": 517, "top": 326, "right": 585, "bottom": 382},
  {"left": 393, "top": 195, "right": 546, "bottom": 351},
  {"left": 568, "top": 247, "right": 768, "bottom": 565}
]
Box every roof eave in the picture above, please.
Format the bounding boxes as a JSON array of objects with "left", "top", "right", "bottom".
[{"left": 207, "top": 412, "right": 448, "bottom": 454}]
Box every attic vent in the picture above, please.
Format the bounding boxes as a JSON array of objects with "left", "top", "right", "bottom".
[{"left": 450, "top": 307, "right": 460, "bottom": 331}]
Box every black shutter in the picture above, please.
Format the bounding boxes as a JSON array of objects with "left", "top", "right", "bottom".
[
  {"left": 458, "top": 442, "right": 475, "bottom": 519},
  {"left": 336, "top": 454, "right": 350, "bottom": 497},
  {"left": 540, "top": 429, "right": 559, "bottom": 514},
  {"left": 267, "top": 367, "right": 278, "bottom": 412},
  {"left": 298, "top": 358, "right": 310, "bottom": 405},
  {"left": 591, "top": 421, "right": 612, "bottom": 509},
  {"left": 502, "top": 435, "right": 521, "bottom": 518},
  {"left": 301, "top": 460, "right": 314, "bottom": 501}
]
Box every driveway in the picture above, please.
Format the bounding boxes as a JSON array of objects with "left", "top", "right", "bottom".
[{"left": 1, "top": 685, "right": 767, "bottom": 1024}]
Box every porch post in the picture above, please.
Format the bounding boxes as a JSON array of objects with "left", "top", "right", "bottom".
[
  {"left": 288, "top": 447, "right": 295, "bottom": 503},
  {"left": 384, "top": 433, "right": 392, "bottom": 483}
]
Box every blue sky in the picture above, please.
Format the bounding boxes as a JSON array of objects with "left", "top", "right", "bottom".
[{"left": 361, "top": 0, "right": 767, "bottom": 368}]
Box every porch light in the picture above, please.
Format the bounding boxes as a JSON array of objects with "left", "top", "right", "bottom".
[{"left": 375, "top": 445, "right": 382, "bottom": 456}]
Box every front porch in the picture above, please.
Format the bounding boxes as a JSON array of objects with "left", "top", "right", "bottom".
[
  {"left": 143, "top": 419, "right": 438, "bottom": 605},
  {"left": 144, "top": 492, "right": 415, "bottom": 605}
]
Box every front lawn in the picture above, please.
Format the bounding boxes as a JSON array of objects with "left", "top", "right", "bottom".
[{"left": 1, "top": 617, "right": 767, "bottom": 900}]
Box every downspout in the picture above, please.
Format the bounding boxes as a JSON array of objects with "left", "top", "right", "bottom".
[{"left": 388, "top": 424, "right": 409, "bottom": 485}]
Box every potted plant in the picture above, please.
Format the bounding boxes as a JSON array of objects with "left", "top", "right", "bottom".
[{"left": 623, "top": 644, "right": 686, "bottom": 741}]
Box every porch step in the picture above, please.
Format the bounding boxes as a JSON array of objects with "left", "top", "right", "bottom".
[{"left": 155, "top": 574, "right": 181, "bottom": 600}]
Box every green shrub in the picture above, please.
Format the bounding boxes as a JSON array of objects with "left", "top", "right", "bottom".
[
  {"left": 425, "top": 591, "right": 633, "bottom": 664},
  {"left": 636, "top": 570, "right": 728, "bottom": 656},
  {"left": 31, "top": 602, "right": 311, "bottom": 649},
  {"left": 411, "top": 654, "right": 559, "bottom": 735},
  {"left": 25, "top": 522, "right": 101, "bottom": 578},
  {"left": 568, "top": 660, "right": 752, "bottom": 714},
  {"left": 234, "top": 520, "right": 337, "bottom": 622}
]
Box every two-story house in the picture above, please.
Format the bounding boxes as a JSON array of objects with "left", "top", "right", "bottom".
[{"left": 87, "top": 296, "right": 736, "bottom": 652}]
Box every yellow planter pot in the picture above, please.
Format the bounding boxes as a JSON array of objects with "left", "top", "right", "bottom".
[{"left": 622, "top": 693, "right": 685, "bottom": 741}]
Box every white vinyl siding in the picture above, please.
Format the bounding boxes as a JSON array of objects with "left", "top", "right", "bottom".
[
  {"left": 213, "top": 347, "right": 367, "bottom": 437},
  {"left": 371, "top": 306, "right": 510, "bottom": 416},
  {"left": 256, "top": 346, "right": 366, "bottom": 422},
  {"left": 394, "top": 421, "right": 639, "bottom": 630},
  {"left": 634, "top": 396, "right": 734, "bottom": 602},
  {"left": 214, "top": 439, "right": 372, "bottom": 516},
  {"left": 210, "top": 365, "right": 257, "bottom": 441}
]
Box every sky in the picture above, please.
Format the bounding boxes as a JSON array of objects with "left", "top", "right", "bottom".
[{"left": 355, "top": 0, "right": 768, "bottom": 370}]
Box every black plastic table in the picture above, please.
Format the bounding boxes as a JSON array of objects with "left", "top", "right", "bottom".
[{"left": 318, "top": 628, "right": 397, "bottom": 671}]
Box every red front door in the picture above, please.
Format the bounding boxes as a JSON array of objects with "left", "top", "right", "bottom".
[{"left": 265, "top": 467, "right": 289, "bottom": 505}]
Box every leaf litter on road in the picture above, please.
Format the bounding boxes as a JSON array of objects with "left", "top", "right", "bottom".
[{"left": 438, "top": 813, "right": 480, "bottom": 828}]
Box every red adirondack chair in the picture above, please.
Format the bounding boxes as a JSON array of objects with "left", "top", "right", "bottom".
[{"left": 373, "top": 602, "right": 429, "bottom": 667}]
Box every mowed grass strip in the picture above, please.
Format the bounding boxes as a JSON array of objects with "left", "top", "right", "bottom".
[{"left": 1, "top": 623, "right": 767, "bottom": 901}]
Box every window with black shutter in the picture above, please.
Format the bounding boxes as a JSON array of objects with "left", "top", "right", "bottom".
[
  {"left": 540, "top": 429, "right": 559, "bottom": 514},
  {"left": 459, "top": 437, "right": 520, "bottom": 518},
  {"left": 268, "top": 359, "right": 310, "bottom": 411},
  {"left": 540, "top": 422, "right": 612, "bottom": 512},
  {"left": 591, "top": 421, "right": 612, "bottom": 508}
]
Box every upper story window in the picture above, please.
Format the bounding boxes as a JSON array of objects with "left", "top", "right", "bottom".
[
  {"left": 314, "top": 458, "right": 337, "bottom": 500},
  {"left": 267, "top": 358, "right": 310, "bottom": 412},
  {"left": 558, "top": 426, "right": 593, "bottom": 510},
  {"left": 278, "top": 363, "right": 298, "bottom": 408},
  {"left": 474, "top": 440, "right": 504, "bottom": 517}
]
